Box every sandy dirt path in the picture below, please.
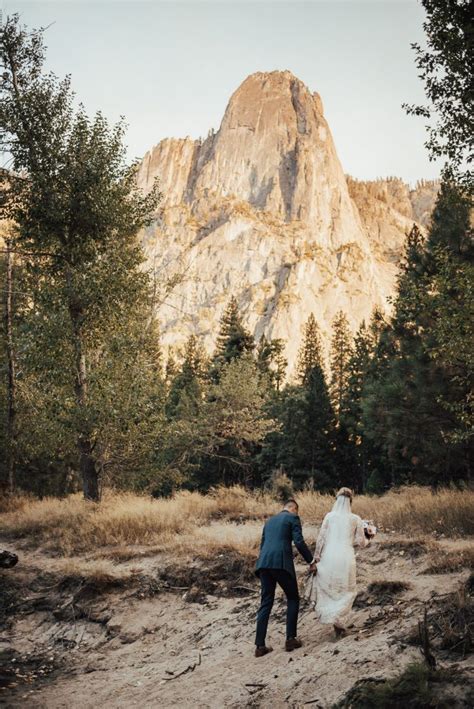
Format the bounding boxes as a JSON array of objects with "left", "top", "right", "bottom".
[{"left": 1, "top": 534, "right": 472, "bottom": 708}]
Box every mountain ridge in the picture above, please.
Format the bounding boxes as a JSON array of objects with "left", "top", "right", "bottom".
[{"left": 136, "top": 71, "right": 439, "bottom": 372}]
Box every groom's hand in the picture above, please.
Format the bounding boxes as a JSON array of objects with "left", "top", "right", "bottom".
[{"left": 309, "top": 562, "right": 317, "bottom": 574}]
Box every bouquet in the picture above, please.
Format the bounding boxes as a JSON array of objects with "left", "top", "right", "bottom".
[{"left": 362, "top": 520, "right": 377, "bottom": 539}]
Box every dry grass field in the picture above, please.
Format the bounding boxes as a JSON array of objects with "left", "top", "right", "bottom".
[{"left": 0, "top": 485, "right": 472, "bottom": 557}]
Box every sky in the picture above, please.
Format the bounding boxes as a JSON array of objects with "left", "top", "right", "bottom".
[{"left": 1, "top": 0, "right": 440, "bottom": 185}]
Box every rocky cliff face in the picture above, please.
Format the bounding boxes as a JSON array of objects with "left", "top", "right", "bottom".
[
  {"left": 137, "top": 71, "right": 438, "bottom": 373},
  {"left": 347, "top": 177, "right": 439, "bottom": 265}
]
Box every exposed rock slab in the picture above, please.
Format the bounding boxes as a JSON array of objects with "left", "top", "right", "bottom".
[{"left": 137, "top": 71, "right": 439, "bottom": 372}]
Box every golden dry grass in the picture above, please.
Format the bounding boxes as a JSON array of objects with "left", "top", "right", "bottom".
[
  {"left": 173, "top": 521, "right": 262, "bottom": 559},
  {"left": 0, "top": 490, "right": 217, "bottom": 555},
  {"left": 90, "top": 523, "right": 264, "bottom": 564},
  {"left": 53, "top": 558, "right": 134, "bottom": 587},
  {"left": 300, "top": 486, "right": 474, "bottom": 538},
  {"left": 378, "top": 537, "right": 440, "bottom": 558},
  {"left": 0, "top": 494, "right": 33, "bottom": 514},
  {"left": 208, "top": 486, "right": 278, "bottom": 520},
  {"left": 423, "top": 545, "right": 474, "bottom": 574},
  {"left": 350, "top": 486, "right": 473, "bottom": 537},
  {"left": 0, "top": 485, "right": 472, "bottom": 557}
]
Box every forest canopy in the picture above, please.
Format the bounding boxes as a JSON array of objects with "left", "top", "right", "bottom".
[{"left": 0, "top": 3, "right": 472, "bottom": 501}]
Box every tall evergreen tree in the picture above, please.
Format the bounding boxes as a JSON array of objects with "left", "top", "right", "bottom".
[
  {"left": 210, "top": 297, "right": 254, "bottom": 380},
  {"left": 166, "top": 335, "right": 207, "bottom": 419},
  {"left": 424, "top": 249, "right": 473, "bottom": 448},
  {"left": 260, "top": 313, "right": 335, "bottom": 489},
  {"left": 342, "top": 321, "right": 372, "bottom": 432},
  {"left": 296, "top": 313, "right": 324, "bottom": 384},
  {"left": 329, "top": 311, "right": 353, "bottom": 418},
  {"left": 267, "top": 372, "right": 334, "bottom": 490},
  {"left": 398, "top": 0, "right": 473, "bottom": 483},
  {"left": 362, "top": 207, "right": 472, "bottom": 487},
  {"left": 296, "top": 314, "right": 334, "bottom": 487},
  {"left": 327, "top": 311, "right": 357, "bottom": 489},
  {"left": 362, "top": 226, "right": 431, "bottom": 485},
  {"left": 340, "top": 318, "right": 385, "bottom": 491},
  {"left": 165, "top": 348, "right": 178, "bottom": 387},
  {"left": 427, "top": 180, "right": 473, "bottom": 258},
  {"left": 256, "top": 335, "right": 287, "bottom": 391}
]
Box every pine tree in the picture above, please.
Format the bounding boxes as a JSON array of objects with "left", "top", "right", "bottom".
[
  {"left": 427, "top": 180, "right": 473, "bottom": 258},
  {"left": 341, "top": 322, "right": 371, "bottom": 433},
  {"left": 329, "top": 311, "right": 353, "bottom": 418},
  {"left": 166, "top": 335, "right": 207, "bottom": 418},
  {"left": 339, "top": 320, "right": 378, "bottom": 490},
  {"left": 165, "top": 349, "right": 178, "bottom": 386},
  {"left": 361, "top": 203, "right": 472, "bottom": 487},
  {"left": 296, "top": 313, "right": 324, "bottom": 384},
  {"left": 268, "top": 370, "right": 334, "bottom": 490},
  {"left": 425, "top": 249, "right": 473, "bottom": 448},
  {"left": 256, "top": 335, "right": 287, "bottom": 391},
  {"left": 182, "top": 335, "right": 207, "bottom": 380},
  {"left": 359, "top": 309, "right": 398, "bottom": 491},
  {"left": 295, "top": 313, "right": 334, "bottom": 487},
  {"left": 260, "top": 314, "right": 335, "bottom": 489},
  {"left": 361, "top": 227, "right": 433, "bottom": 486},
  {"left": 210, "top": 297, "right": 255, "bottom": 380},
  {"left": 303, "top": 365, "right": 336, "bottom": 487}
]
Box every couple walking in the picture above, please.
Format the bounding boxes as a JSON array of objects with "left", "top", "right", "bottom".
[{"left": 254, "top": 487, "right": 371, "bottom": 656}]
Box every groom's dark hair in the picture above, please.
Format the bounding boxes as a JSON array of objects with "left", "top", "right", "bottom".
[{"left": 284, "top": 498, "right": 298, "bottom": 509}]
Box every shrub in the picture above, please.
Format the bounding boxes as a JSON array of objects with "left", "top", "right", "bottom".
[
  {"left": 268, "top": 470, "right": 294, "bottom": 502},
  {"left": 335, "top": 662, "right": 465, "bottom": 708}
]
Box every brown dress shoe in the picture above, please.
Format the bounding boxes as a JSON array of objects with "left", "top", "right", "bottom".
[
  {"left": 333, "top": 624, "right": 347, "bottom": 638},
  {"left": 285, "top": 637, "right": 302, "bottom": 651},
  {"left": 255, "top": 645, "right": 273, "bottom": 657}
]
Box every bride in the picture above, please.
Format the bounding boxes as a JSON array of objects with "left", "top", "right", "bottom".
[{"left": 305, "top": 487, "right": 371, "bottom": 637}]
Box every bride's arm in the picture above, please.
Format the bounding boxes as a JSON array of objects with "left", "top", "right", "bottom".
[
  {"left": 313, "top": 513, "right": 329, "bottom": 562},
  {"left": 354, "top": 516, "right": 369, "bottom": 548}
]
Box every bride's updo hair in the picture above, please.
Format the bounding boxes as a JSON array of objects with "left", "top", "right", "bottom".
[{"left": 336, "top": 487, "right": 353, "bottom": 501}]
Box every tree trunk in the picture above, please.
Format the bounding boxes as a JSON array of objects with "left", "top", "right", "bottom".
[
  {"left": 4, "top": 239, "right": 16, "bottom": 494},
  {"left": 66, "top": 269, "right": 100, "bottom": 502},
  {"left": 74, "top": 340, "right": 100, "bottom": 501},
  {"left": 79, "top": 436, "right": 100, "bottom": 501}
]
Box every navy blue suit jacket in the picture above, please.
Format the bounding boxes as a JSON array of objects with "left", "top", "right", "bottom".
[{"left": 255, "top": 510, "right": 313, "bottom": 578}]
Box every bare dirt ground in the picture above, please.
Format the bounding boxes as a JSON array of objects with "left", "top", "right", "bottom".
[{"left": 1, "top": 528, "right": 472, "bottom": 708}]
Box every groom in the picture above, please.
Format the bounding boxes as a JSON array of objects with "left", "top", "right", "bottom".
[{"left": 254, "top": 498, "right": 316, "bottom": 657}]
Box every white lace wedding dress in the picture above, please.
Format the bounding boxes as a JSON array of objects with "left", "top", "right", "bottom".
[{"left": 305, "top": 495, "right": 368, "bottom": 628}]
